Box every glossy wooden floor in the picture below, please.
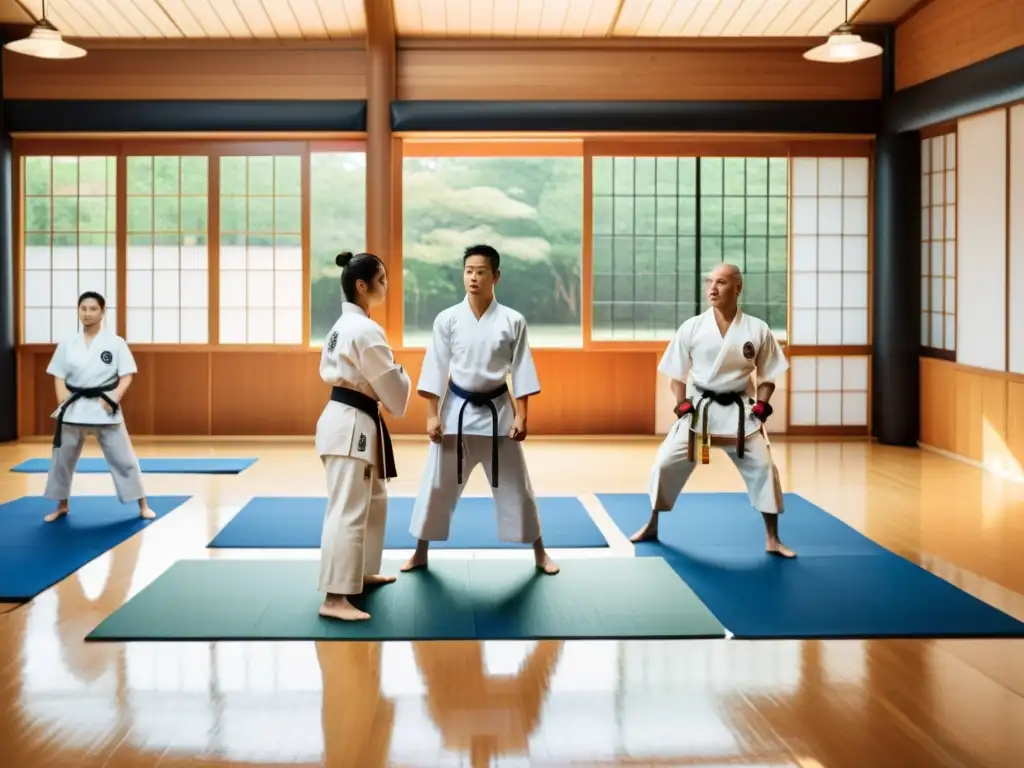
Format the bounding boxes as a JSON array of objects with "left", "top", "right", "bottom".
[{"left": 1, "top": 436, "right": 1024, "bottom": 768}]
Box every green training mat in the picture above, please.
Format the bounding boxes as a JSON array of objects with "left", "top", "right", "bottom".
[{"left": 86, "top": 557, "right": 725, "bottom": 641}]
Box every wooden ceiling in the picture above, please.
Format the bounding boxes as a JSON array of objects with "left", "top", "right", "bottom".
[{"left": 0, "top": 0, "right": 923, "bottom": 40}]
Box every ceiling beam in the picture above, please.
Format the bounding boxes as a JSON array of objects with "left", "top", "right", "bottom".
[{"left": 606, "top": 0, "right": 627, "bottom": 37}]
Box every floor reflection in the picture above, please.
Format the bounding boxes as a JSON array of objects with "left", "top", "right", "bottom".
[{"left": 1, "top": 439, "right": 1024, "bottom": 767}]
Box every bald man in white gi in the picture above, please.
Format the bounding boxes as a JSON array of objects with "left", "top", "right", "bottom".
[{"left": 632, "top": 262, "right": 796, "bottom": 558}]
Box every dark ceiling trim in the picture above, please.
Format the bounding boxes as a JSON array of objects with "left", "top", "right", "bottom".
[
  {"left": 3, "top": 100, "right": 368, "bottom": 133},
  {"left": 884, "top": 44, "right": 1024, "bottom": 133},
  {"left": 391, "top": 100, "right": 882, "bottom": 134}
]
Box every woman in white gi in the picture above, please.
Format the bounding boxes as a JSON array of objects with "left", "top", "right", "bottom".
[
  {"left": 44, "top": 291, "right": 152, "bottom": 523},
  {"left": 316, "top": 251, "right": 411, "bottom": 622}
]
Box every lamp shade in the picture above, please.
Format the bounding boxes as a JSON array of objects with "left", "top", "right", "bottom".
[
  {"left": 5, "top": 26, "right": 86, "bottom": 60},
  {"left": 803, "top": 31, "right": 882, "bottom": 63}
]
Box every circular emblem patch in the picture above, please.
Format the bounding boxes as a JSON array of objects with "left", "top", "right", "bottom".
[
  {"left": 100, "top": 350, "right": 113, "bottom": 364},
  {"left": 327, "top": 331, "right": 338, "bottom": 354},
  {"left": 742, "top": 342, "right": 756, "bottom": 360}
]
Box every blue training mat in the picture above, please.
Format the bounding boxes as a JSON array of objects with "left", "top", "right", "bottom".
[
  {"left": 11, "top": 457, "right": 257, "bottom": 474},
  {"left": 0, "top": 495, "right": 191, "bottom": 601},
  {"left": 597, "top": 492, "right": 1024, "bottom": 639},
  {"left": 208, "top": 495, "right": 609, "bottom": 549}
]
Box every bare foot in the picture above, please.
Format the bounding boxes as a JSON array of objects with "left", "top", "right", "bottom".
[
  {"left": 766, "top": 540, "right": 796, "bottom": 558},
  {"left": 535, "top": 553, "right": 560, "bottom": 575},
  {"left": 629, "top": 520, "right": 659, "bottom": 543},
  {"left": 318, "top": 597, "right": 370, "bottom": 621},
  {"left": 363, "top": 574, "right": 397, "bottom": 586},
  {"left": 44, "top": 505, "right": 69, "bottom": 523},
  {"left": 400, "top": 554, "right": 427, "bottom": 572},
  {"left": 139, "top": 507, "right": 156, "bottom": 520}
]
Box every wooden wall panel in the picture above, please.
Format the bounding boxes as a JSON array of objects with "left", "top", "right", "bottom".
[
  {"left": 17, "top": 348, "right": 656, "bottom": 439},
  {"left": 896, "top": 0, "right": 1024, "bottom": 90},
  {"left": 919, "top": 357, "right": 1024, "bottom": 480},
  {"left": 2, "top": 47, "right": 367, "bottom": 100},
  {"left": 397, "top": 45, "right": 883, "bottom": 101}
]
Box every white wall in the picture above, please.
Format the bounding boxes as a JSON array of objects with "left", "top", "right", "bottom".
[
  {"left": 956, "top": 110, "right": 1007, "bottom": 371},
  {"left": 1009, "top": 105, "right": 1024, "bottom": 374}
]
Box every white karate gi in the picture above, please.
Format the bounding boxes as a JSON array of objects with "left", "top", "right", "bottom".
[
  {"left": 315, "top": 302, "right": 410, "bottom": 596},
  {"left": 410, "top": 296, "right": 543, "bottom": 544},
  {"left": 649, "top": 308, "right": 788, "bottom": 515},
  {"left": 44, "top": 329, "right": 146, "bottom": 504}
]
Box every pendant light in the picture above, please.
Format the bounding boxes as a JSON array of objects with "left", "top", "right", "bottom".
[
  {"left": 5, "top": 1, "right": 87, "bottom": 60},
  {"left": 803, "top": 0, "right": 882, "bottom": 63}
]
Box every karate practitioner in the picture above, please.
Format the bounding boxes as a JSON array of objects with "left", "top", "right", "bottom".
[
  {"left": 402, "top": 244, "right": 559, "bottom": 575},
  {"left": 633, "top": 263, "right": 796, "bottom": 558},
  {"left": 316, "top": 251, "right": 411, "bottom": 621},
  {"left": 44, "top": 291, "right": 152, "bottom": 523}
]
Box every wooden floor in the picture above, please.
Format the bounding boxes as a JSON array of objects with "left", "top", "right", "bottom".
[{"left": 1, "top": 436, "right": 1024, "bottom": 767}]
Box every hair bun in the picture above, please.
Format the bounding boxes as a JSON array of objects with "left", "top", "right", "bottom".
[{"left": 336, "top": 251, "right": 354, "bottom": 268}]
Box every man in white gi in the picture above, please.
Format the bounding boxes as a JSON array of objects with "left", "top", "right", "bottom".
[
  {"left": 402, "top": 244, "right": 559, "bottom": 575},
  {"left": 44, "top": 291, "right": 152, "bottom": 523},
  {"left": 631, "top": 263, "right": 795, "bottom": 558}
]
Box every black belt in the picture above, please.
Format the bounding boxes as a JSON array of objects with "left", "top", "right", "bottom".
[
  {"left": 448, "top": 380, "right": 509, "bottom": 488},
  {"left": 330, "top": 386, "right": 397, "bottom": 480},
  {"left": 53, "top": 381, "right": 119, "bottom": 448},
  {"left": 686, "top": 388, "right": 750, "bottom": 462}
]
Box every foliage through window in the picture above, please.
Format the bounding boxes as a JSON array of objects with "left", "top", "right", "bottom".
[
  {"left": 402, "top": 156, "right": 583, "bottom": 348},
  {"left": 126, "top": 156, "right": 209, "bottom": 343},
  {"left": 310, "top": 151, "right": 367, "bottom": 343},
  {"left": 592, "top": 156, "right": 788, "bottom": 341},
  {"left": 219, "top": 155, "right": 303, "bottom": 344},
  {"left": 22, "top": 156, "right": 117, "bottom": 343}
]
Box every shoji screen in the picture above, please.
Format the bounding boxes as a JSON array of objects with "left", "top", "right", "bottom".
[
  {"left": 788, "top": 157, "right": 870, "bottom": 429},
  {"left": 956, "top": 111, "right": 1007, "bottom": 371}
]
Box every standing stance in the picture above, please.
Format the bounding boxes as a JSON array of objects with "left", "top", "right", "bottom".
[
  {"left": 403, "top": 245, "right": 559, "bottom": 575},
  {"left": 633, "top": 263, "right": 795, "bottom": 558},
  {"left": 44, "top": 291, "right": 152, "bottom": 523},
  {"left": 316, "top": 251, "right": 411, "bottom": 621}
]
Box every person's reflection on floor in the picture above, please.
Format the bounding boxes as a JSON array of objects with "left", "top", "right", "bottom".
[{"left": 414, "top": 640, "right": 564, "bottom": 768}]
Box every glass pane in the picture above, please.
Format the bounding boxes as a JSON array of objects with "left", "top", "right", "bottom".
[
  {"left": 154, "top": 156, "right": 180, "bottom": 194},
  {"left": 403, "top": 156, "right": 583, "bottom": 348}
]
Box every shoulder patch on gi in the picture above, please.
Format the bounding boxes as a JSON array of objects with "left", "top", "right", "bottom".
[
  {"left": 357, "top": 433, "right": 366, "bottom": 452},
  {"left": 100, "top": 350, "right": 113, "bottom": 364},
  {"left": 742, "top": 341, "right": 756, "bottom": 360},
  {"left": 327, "top": 330, "right": 338, "bottom": 354}
]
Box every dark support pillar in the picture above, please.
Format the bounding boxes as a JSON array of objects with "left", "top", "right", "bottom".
[
  {"left": 872, "top": 27, "right": 920, "bottom": 446},
  {"left": 0, "top": 47, "right": 15, "bottom": 443}
]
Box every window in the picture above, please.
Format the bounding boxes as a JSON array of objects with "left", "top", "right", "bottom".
[
  {"left": 789, "top": 355, "right": 869, "bottom": 427},
  {"left": 309, "top": 150, "right": 367, "bottom": 343},
  {"left": 402, "top": 156, "right": 583, "bottom": 347},
  {"left": 591, "top": 156, "right": 787, "bottom": 342},
  {"left": 126, "top": 156, "right": 209, "bottom": 343},
  {"left": 789, "top": 157, "right": 870, "bottom": 346},
  {"left": 920, "top": 134, "right": 956, "bottom": 352},
  {"left": 699, "top": 158, "right": 788, "bottom": 332},
  {"left": 218, "top": 155, "right": 303, "bottom": 344},
  {"left": 592, "top": 156, "right": 696, "bottom": 341},
  {"left": 22, "top": 155, "right": 117, "bottom": 343}
]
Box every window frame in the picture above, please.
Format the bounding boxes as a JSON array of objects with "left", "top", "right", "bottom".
[
  {"left": 13, "top": 136, "right": 367, "bottom": 352},
  {"left": 13, "top": 134, "right": 872, "bottom": 359}
]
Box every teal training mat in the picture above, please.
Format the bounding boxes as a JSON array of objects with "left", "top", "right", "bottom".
[{"left": 86, "top": 557, "right": 726, "bottom": 642}]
